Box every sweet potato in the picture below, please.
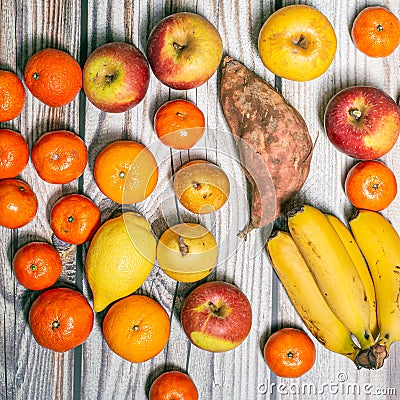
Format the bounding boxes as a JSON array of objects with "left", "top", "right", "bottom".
[{"left": 220, "top": 56, "right": 313, "bottom": 236}]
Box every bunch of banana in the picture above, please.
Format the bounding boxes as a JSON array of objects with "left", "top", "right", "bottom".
[
  {"left": 266, "top": 204, "right": 380, "bottom": 367},
  {"left": 349, "top": 210, "right": 400, "bottom": 369},
  {"left": 326, "top": 214, "right": 378, "bottom": 340},
  {"left": 267, "top": 230, "right": 361, "bottom": 362}
]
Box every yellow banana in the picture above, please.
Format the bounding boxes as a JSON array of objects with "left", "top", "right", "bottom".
[
  {"left": 288, "top": 205, "right": 374, "bottom": 349},
  {"left": 326, "top": 214, "right": 378, "bottom": 339},
  {"left": 267, "top": 231, "right": 360, "bottom": 362},
  {"left": 349, "top": 210, "right": 400, "bottom": 363}
]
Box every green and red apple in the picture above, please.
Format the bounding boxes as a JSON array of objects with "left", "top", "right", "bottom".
[
  {"left": 324, "top": 86, "right": 400, "bottom": 160},
  {"left": 146, "top": 12, "right": 223, "bottom": 90},
  {"left": 181, "top": 281, "right": 252, "bottom": 352},
  {"left": 83, "top": 42, "right": 150, "bottom": 113}
]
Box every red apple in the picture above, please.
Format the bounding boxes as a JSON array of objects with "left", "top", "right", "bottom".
[
  {"left": 180, "top": 281, "right": 252, "bottom": 352},
  {"left": 146, "top": 12, "right": 223, "bottom": 90},
  {"left": 149, "top": 371, "right": 198, "bottom": 400},
  {"left": 324, "top": 86, "right": 400, "bottom": 160},
  {"left": 83, "top": 42, "right": 150, "bottom": 113}
]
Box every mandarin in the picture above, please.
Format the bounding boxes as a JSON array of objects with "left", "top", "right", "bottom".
[
  {"left": 154, "top": 99, "right": 205, "bottom": 150},
  {"left": 0, "top": 178, "right": 38, "bottom": 229},
  {"left": 13, "top": 242, "right": 62, "bottom": 290},
  {"left": 24, "top": 48, "right": 82, "bottom": 107},
  {"left": 0, "top": 70, "right": 26, "bottom": 122},
  {"left": 263, "top": 328, "right": 316, "bottom": 378},
  {"left": 29, "top": 287, "right": 94, "bottom": 352},
  {"left": 0, "top": 129, "right": 29, "bottom": 179},
  {"left": 50, "top": 194, "right": 101, "bottom": 245},
  {"left": 32, "top": 130, "right": 87, "bottom": 184},
  {"left": 94, "top": 140, "right": 158, "bottom": 204},
  {"left": 149, "top": 371, "right": 199, "bottom": 400},
  {"left": 345, "top": 160, "right": 397, "bottom": 211},
  {"left": 102, "top": 295, "right": 170, "bottom": 363},
  {"left": 351, "top": 6, "right": 400, "bottom": 57}
]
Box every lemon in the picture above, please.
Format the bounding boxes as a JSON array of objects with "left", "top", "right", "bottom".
[
  {"left": 85, "top": 212, "right": 156, "bottom": 312},
  {"left": 157, "top": 223, "right": 218, "bottom": 283}
]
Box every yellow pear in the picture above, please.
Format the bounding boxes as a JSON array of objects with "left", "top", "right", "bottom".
[
  {"left": 173, "top": 160, "right": 230, "bottom": 214},
  {"left": 85, "top": 212, "right": 156, "bottom": 312},
  {"left": 157, "top": 223, "right": 218, "bottom": 282}
]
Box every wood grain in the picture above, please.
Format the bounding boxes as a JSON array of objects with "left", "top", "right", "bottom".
[
  {"left": 278, "top": 1, "right": 400, "bottom": 399},
  {"left": 1, "top": 0, "right": 400, "bottom": 399},
  {"left": 0, "top": 0, "right": 82, "bottom": 399}
]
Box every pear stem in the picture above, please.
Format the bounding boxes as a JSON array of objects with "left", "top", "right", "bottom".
[{"left": 178, "top": 235, "right": 189, "bottom": 256}]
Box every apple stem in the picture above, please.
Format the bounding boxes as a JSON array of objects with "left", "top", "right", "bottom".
[
  {"left": 207, "top": 301, "right": 220, "bottom": 314},
  {"left": 207, "top": 302, "right": 230, "bottom": 317},
  {"left": 349, "top": 109, "right": 362, "bottom": 120},
  {"left": 178, "top": 235, "right": 189, "bottom": 256},
  {"left": 173, "top": 42, "right": 186, "bottom": 52},
  {"left": 293, "top": 35, "right": 307, "bottom": 50},
  {"left": 105, "top": 74, "right": 117, "bottom": 83}
]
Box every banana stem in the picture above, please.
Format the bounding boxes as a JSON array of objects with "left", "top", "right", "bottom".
[{"left": 354, "top": 344, "right": 388, "bottom": 370}]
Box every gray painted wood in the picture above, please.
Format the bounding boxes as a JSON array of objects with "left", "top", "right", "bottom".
[{"left": 1, "top": 0, "right": 399, "bottom": 399}]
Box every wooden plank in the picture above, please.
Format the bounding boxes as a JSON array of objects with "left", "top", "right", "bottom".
[
  {"left": 0, "top": 0, "right": 82, "bottom": 399},
  {"left": 79, "top": 0, "right": 172, "bottom": 398},
  {"left": 79, "top": 0, "right": 276, "bottom": 398},
  {"left": 0, "top": 0, "right": 19, "bottom": 398},
  {"left": 273, "top": 1, "right": 400, "bottom": 399},
  {"left": 1, "top": 0, "right": 400, "bottom": 398},
  {"left": 179, "top": 0, "right": 279, "bottom": 397}
]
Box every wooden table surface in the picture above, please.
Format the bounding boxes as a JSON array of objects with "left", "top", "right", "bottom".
[{"left": 1, "top": 0, "right": 400, "bottom": 399}]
